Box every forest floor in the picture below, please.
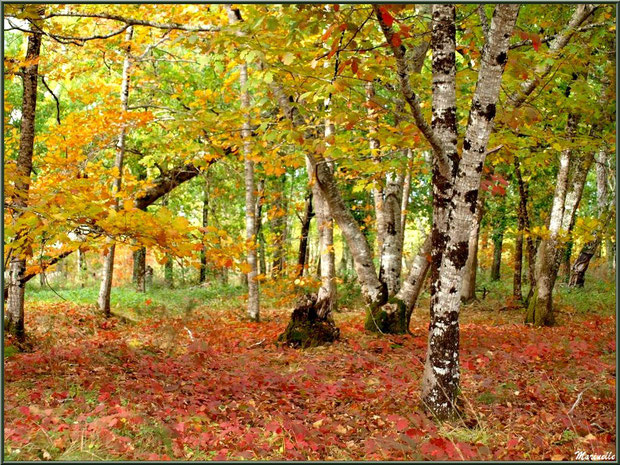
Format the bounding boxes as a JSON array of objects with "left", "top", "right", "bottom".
[{"left": 4, "top": 273, "right": 616, "bottom": 461}]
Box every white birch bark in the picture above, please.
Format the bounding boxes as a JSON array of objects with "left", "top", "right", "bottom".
[
  {"left": 526, "top": 114, "right": 576, "bottom": 325},
  {"left": 97, "top": 27, "right": 133, "bottom": 316},
  {"left": 421, "top": 4, "right": 520, "bottom": 419},
  {"left": 240, "top": 62, "right": 260, "bottom": 321}
]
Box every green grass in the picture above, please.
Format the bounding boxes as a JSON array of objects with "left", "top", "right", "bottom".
[
  {"left": 26, "top": 281, "right": 247, "bottom": 315},
  {"left": 475, "top": 268, "right": 615, "bottom": 316}
]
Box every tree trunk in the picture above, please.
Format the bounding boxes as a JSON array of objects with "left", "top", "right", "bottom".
[
  {"left": 490, "top": 192, "right": 507, "bottom": 281},
  {"left": 97, "top": 27, "right": 133, "bottom": 316},
  {"left": 595, "top": 149, "right": 613, "bottom": 270},
  {"left": 339, "top": 239, "right": 352, "bottom": 279},
  {"left": 526, "top": 114, "right": 576, "bottom": 326},
  {"left": 133, "top": 247, "right": 146, "bottom": 292},
  {"left": 280, "top": 120, "right": 337, "bottom": 347},
  {"left": 378, "top": 172, "right": 404, "bottom": 296},
  {"left": 271, "top": 174, "right": 288, "bottom": 278},
  {"left": 418, "top": 4, "right": 519, "bottom": 420},
  {"left": 77, "top": 247, "right": 87, "bottom": 287},
  {"left": 461, "top": 197, "right": 484, "bottom": 303},
  {"left": 399, "top": 149, "right": 413, "bottom": 251},
  {"left": 514, "top": 156, "right": 536, "bottom": 303},
  {"left": 164, "top": 257, "right": 174, "bottom": 288},
  {"left": 296, "top": 190, "right": 313, "bottom": 277},
  {"left": 199, "top": 176, "right": 209, "bottom": 283},
  {"left": 255, "top": 179, "right": 267, "bottom": 276},
  {"left": 5, "top": 28, "right": 42, "bottom": 341},
  {"left": 396, "top": 234, "right": 432, "bottom": 326},
  {"left": 239, "top": 63, "right": 260, "bottom": 321},
  {"left": 491, "top": 234, "right": 503, "bottom": 281},
  {"left": 568, "top": 207, "right": 613, "bottom": 288}
]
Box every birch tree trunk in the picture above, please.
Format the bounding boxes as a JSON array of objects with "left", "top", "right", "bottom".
[
  {"left": 240, "top": 62, "right": 260, "bottom": 321},
  {"left": 525, "top": 114, "right": 577, "bottom": 326},
  {"left": 226, "top": 5, "right": 260, "bottom": 321},
  {"left": 5, "top": 28, "right": 43, "bottom": 341},
  {"left": 97, "top": 27, "right": 133, "bottom": 316},
  {"left": 239, "top": 63, "right": 260, "bottom": 321},
  {"left": 420, "top": 4, "right": 519, "bottom": 419}
]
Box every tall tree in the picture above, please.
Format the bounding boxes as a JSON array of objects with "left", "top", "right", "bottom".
[
  {"left": 376, "top": 3, "right": 520, "bottom": 419},
  {"left": 5, "top": 26, "right": 43, "bottom": 341},
  {"left": 97, "top": 27, "right": 133, "bottom": 316}
]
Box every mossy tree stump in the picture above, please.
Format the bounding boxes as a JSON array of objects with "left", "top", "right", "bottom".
[{"left": 278, "top": 294, "right": 340, "bottom": 348}]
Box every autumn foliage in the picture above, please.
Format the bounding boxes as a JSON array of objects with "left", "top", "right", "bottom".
[{"left": 4, "top": 294, "right": 615, "bottom": 461}]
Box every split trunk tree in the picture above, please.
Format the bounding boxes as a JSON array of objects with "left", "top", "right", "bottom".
[{"left": 379, "top": 3, "right": 520, "bottom": 419}]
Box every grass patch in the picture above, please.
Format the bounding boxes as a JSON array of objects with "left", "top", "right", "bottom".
[{"left": 26, "top": 282, "right": 247, "bottom": 316}]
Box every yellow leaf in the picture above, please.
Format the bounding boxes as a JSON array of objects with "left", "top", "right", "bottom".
[{"left": 239, "top": 262, "right": 252, "bottom": 274}]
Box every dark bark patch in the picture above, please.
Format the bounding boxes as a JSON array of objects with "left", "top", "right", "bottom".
[
  {"left": 449, "top": 286, "right": 457, "bottom": 294},
  {"left": 475, "top": 161, "right": 483, "bottom": 173},
  {"left": 496, "top": 51, "right": 507, "bottom": 66},
  {"left": 472, "top": 100, "right": 496, "bottom": 121},
  {"left": 431, "top": 227, "right": 449, "bottom": 253},
  {"left": 447, "top": 240, "right": 469, "bottom": 270},
  {"left": 463, "top": 139, "right": 471, "bottom": 151},
  {"left": 464, "top": 189, "right": 479, "bottom": 213}
]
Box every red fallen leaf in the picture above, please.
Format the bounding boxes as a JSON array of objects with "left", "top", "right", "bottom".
[
  {"left": 405, "top": 428, "right": 424, "bottom": 439},
  {"left": 507, "top": 438, "right": 519, "bottom": 448},
  {"left": 462, "top": 359, "right": 475, "bottom": 370},
  {"left": 18, "top": 406, "right": 30, "bottom": 416},
  {"left": 214, "top": 449, "right": 228, "bottom": 461},
  {"left": 174, "top": 422, "right": 186, "bottom": 433},
  {"left": 395, "top": 418, "right": 409, "bottom": 431}
]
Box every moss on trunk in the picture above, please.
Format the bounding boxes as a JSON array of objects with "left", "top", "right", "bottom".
[
  {"left": 278, "top": 294, "right": 340, "bottom": 348},
  {"left": 364, "top": 297, "right": 409, "bottom": 334},
  {"left": 524, "top": 289, "right": 555, "bottom": 326}
]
